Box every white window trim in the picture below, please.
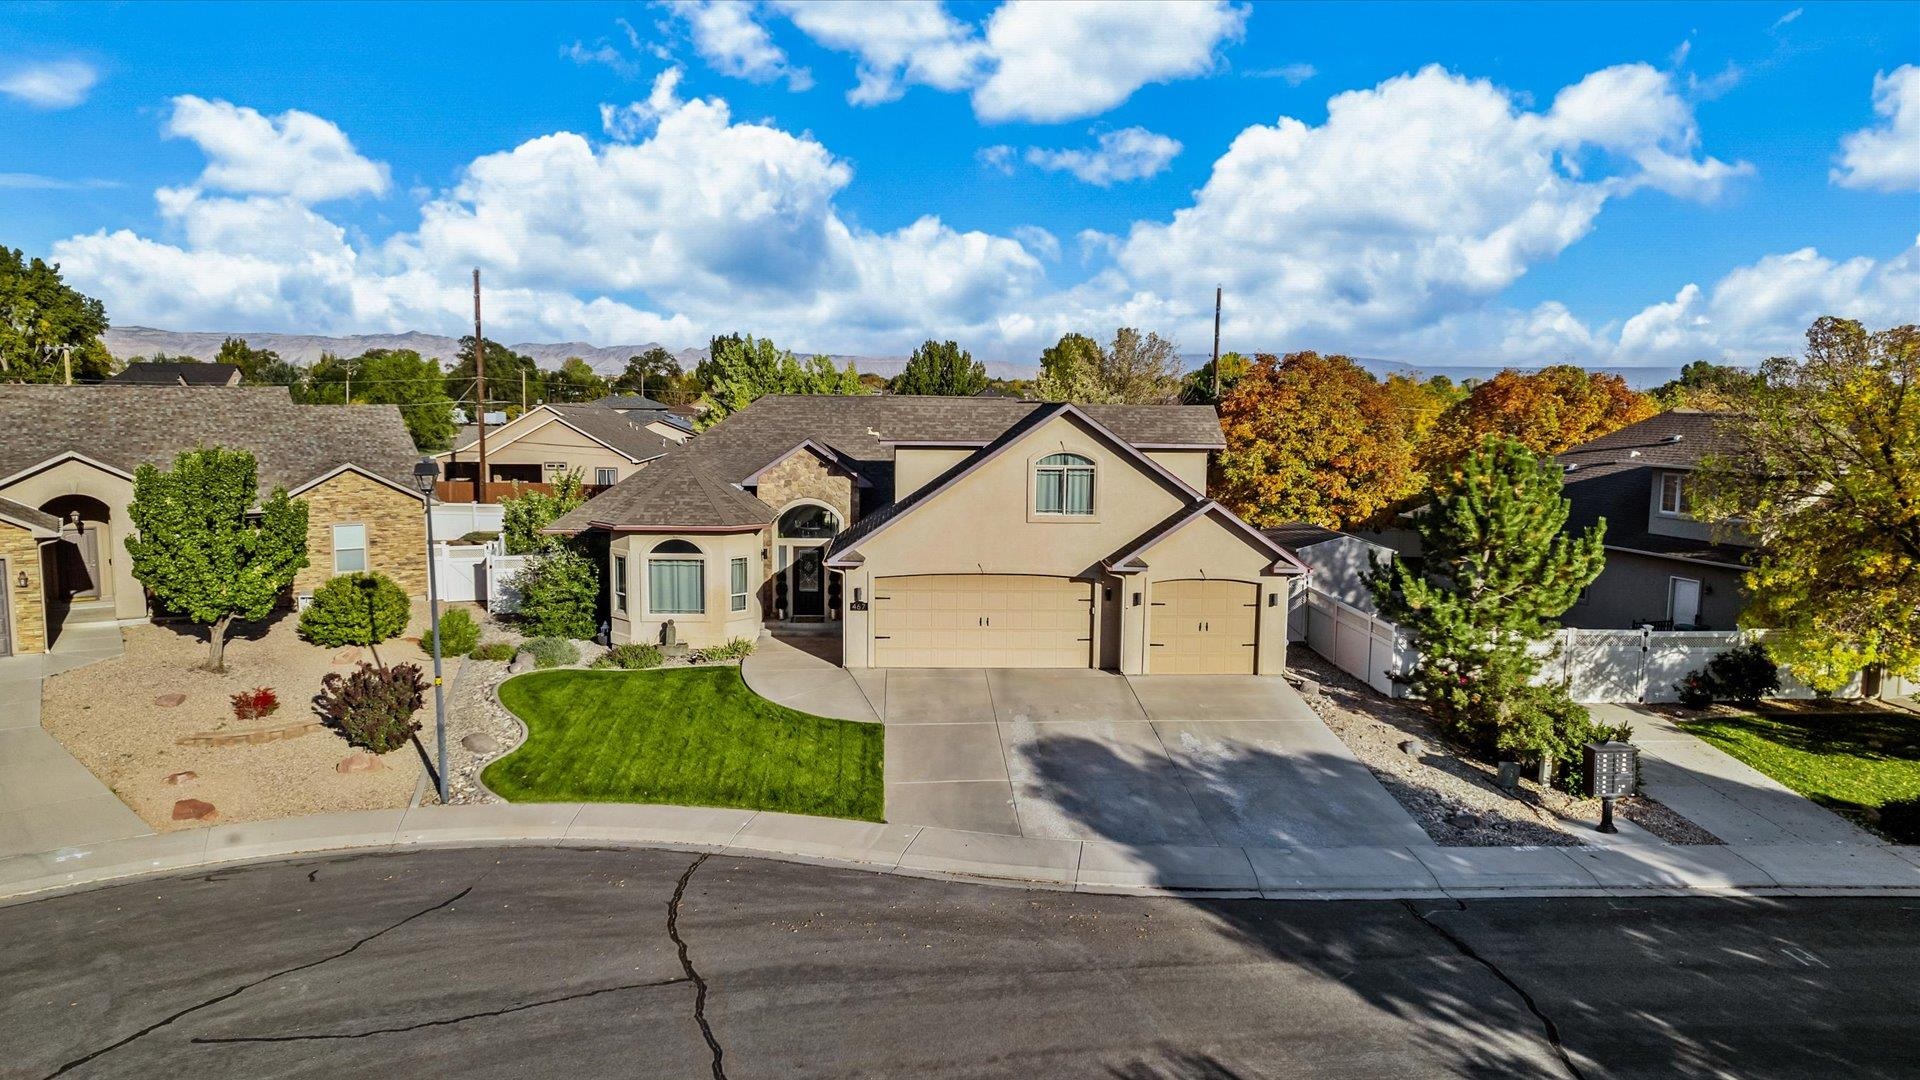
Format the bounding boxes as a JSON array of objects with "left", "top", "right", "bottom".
[
  {"left": 1032, "top": 452, "right": 1097, "bottom": 518},
  {"left": 646, "top": 540, "right": 707, "bottom": 616},
  {"left": 595, "top": 467, "right": 618, "bottom": 487},
  {"left": 613, "top": 554, "right": 628, "bottom": 613},
  {"left": 331, "top": 523, "right": 368, "bottom": 574},
  {"left": 1657, "top": 473, "right": 1691, "bottom": 518},
  {"left": 730, "top": 557, "right": 749, "bottom": 613}
]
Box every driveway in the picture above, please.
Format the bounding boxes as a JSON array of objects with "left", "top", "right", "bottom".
[{"left": 873, "top": 668, "right": 1431, "bottom": 849}]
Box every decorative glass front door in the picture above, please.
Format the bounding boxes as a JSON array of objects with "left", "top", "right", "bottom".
[{"left": 791, "top": 548, "right": 825, "bottom": 619}]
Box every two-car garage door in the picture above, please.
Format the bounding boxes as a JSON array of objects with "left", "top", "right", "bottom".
[{"left": 873, "top": 575, "right": 1092, "bottom": 668}]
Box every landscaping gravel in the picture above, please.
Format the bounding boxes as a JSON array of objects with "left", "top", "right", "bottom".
[{"left": 1289, "top": 648, "right": 1720, "bottom": 846}]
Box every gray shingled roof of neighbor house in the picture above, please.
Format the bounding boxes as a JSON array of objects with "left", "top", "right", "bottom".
[
  {"left": 1554, "top": 409, "right": 1752, "bottom": 564},
  {"left": 555, "top": 394, "right": 1228, "bottom": 534},
  {"left": 0, "top": 385, "right": 421, "bottom": 493},
  {"left": 447, "top": 402, "right": 687, "bottom": 459},
  {"left": 104, "top": 362, "right": 242, "bottom": 386}
]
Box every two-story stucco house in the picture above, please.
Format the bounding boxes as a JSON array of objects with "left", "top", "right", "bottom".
[
  {"left": 547, "top": 395, "right": 1306, "bottom": 675},
  {"left": 1557, "top": 410, "right": 1756, "bottom": 630},
  {"left": 436, "top": 396, "right": 693, "bottom": 497}
]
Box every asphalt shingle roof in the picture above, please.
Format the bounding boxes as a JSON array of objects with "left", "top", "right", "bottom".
[
  {"left": 1554, "top": 409, "right": 1753, "bottom": 565},
  {"left": 1262, "top": 523, "right": 1348, "bottom": 549},
  {"left": 105, "top": 362, "right": 241, "bottom": 386},
  {"left": 0, "top": 386, "right": 419, "bottom": 495},
  {"left": 545, "top": 452, "right": 773, "bottom": 532}
]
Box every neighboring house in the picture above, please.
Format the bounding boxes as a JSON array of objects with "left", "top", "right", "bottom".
[
  {"left": 1263, "top": 523, "right": 1395, "bottom": 615},
  {"left": 547, "top": 395, "right": 1306, "bottom": 675},
  {"left": 0, "top": 386, "right": 427, "bottom": 653},
  {"left": 105, "top": 362, "right": 242, "bottom": 387},
  {"left": 437, "top": 401, "right": 692, "bottom": 496},
  {"left": 595, "top": 394, "right": 696, "bottom": 436},
  {"left": 0, "top": 498, "right": 60, "bottom": 657},
  {"left": 1556, "top": 410, "right": 1755, "bottom": 630}
]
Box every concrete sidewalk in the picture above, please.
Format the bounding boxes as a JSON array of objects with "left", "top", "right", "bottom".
[{"left": 0, "top": 618, "right": 151, "bottom": 860}]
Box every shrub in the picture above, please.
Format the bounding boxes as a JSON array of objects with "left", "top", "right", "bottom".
[
  {"left": 300, "top": 572, "right": 411, "bottom": 654},
  {"left": 230, "top": 686, "right": 280, "bottom": 722},
  {"left": 690, "top": 637, "right": 756, "bottom": 663},
  {"left": 501, "top": 473, "right": 585, "bottom": 554},
  {"left": 513, "top": 548, "right": 599, "bottom": 639},
  {"left": 432, "top": 607, "right": 481, "bottom": 656},
  {"left": 1674, "top": 670, "right": 1715, "bottom": 708},
  {"left": 597, "top": 642, "right": 663, "bottom": 670},
  {"left": 457, "top": 530, "right": 499, "bottom": 545},
  {"left": 524, "top": 636, "right": 581, "bottom": 669},
  {"left": 1492, "top": 683, "right": 1612, "bottom": 790},
  {"left": 316, "top": 661, "right": 427, "bottom": 754},
  {"left": 1706, "top": 642, "right": 1780, "bottom": 703},
  {"left": 469, "top": 640, "right": 517, "bottom": 662},
  {"left": 1876, "top": 797, "right": 1920, "bottom": 844}
]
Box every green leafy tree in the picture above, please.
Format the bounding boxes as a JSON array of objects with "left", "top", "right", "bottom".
[
  {"left": 1034, "top": 328, "right": 1182, "bottom": 403},
  {"left": 547, "top": 356, "right": 609, "bottom": 403},
  {"left": 889, "top": 339, "right": 988, "bottom": 396},
  {"left": 1179, "top": 351, "right": 1249, "bottom": 404},
  {"left": 0, "top": 246, "right": 114, "bottom": 382},
  {"left": 613, "top": 346, "right": 683, "bottom": 398},
  {"left": 294, "top": 349, "right": 455, "bottom": 451},
  {"left": 124, "top": 448, "right": 310, "bottom": 671},
  {"left": 694, "top": 335, "right": 864, "bottom": 429},
  {"left": 1651, "top": 360, "right": 1765, "bottom": 411},
  {"left": 1369, "top": 436, "right": 1608, "bottom": 770},
  {"left": 298, "top": 571, "right": 412, "bottom": 665},
  {"left": 501, "top": 471, "right": 587, "bottom": 554},
  {"left": 216, "top": 336, "right": 302, "bottom": 388},
  {"left": 513, "top": 548, "right": 600, "bottom": 639},
  {"left": 445, "top": 336, "right": 541, "bottom": 418},
  {"left": 1693, "top": 317, "right": 1920, "bottom": 692}
]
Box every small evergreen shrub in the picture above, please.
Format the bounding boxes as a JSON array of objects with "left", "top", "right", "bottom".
[
  {"left": 1674, "top": 671, "right": 1715, "bottom": 708},
  {"left": 1875, "top": 798, "right": 1920, "bottom": 844},
  {"left": 432, "top": 607, "right": 481, "bottom": 656},
  {"left": 469, "top": 640, "right": 517, "bottom": 662},
  {"left": 524, "top": 636, "right": 581, "bottom": 669},
  {"left": 317, "top": 661, "right": 427, "bottom": 754},
  {"left": 513, "top": 549, "right": 600, "bottom": 639},
  {"left": 690, "top": 637, "right": 756, "bottom": 663},
  {"left": 230, "top": 686, "right": 280, "bottom": 722},
  {"left": 597, "top": 642, "right": 663, "bottom": 670},
  {"left": 300, "top": 572, "right": 411, "bottom": 650},
  {"left": 1706, "top": 643, "right": 1780, "bottom": 703}
]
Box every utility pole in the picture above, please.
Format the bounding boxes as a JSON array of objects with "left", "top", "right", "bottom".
[
  {"left": 473, "top": 268, "right": 488, "bottom": 504},
  {"left": 1211, "top": 285, "right": 1223, "bottom": 401},
  {"left": 344, "top": 371, "right": 351, "bottom": 404},
  {"left": 521, "top": 370, "right": 527, "bottom": 414},
  {"left": 59, "top": 343, "right": 73, "bottom": 385}
]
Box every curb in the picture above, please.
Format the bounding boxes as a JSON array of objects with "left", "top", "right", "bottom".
[{"left": 4, "top": 803, "right": 1920, "bottom": 907}]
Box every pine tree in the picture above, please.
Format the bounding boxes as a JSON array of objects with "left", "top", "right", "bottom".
[{"left": 1368, "top": 436, "right": 1608, "bottom": 768}]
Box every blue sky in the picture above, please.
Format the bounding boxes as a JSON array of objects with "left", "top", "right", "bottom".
[{"left": 1, "top": 1, "right": 1914, "bottom": 367}]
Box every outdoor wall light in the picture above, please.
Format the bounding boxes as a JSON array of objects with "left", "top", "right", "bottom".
[
  {"left": 1268, "top": 593, "right": 1278, "bottom": 607},
  {"left": 853, "top": 587, "right": 863, "bottom": 604},
  {"left": 1132, "top": 591, "right": 1142, "bottom": 606},
  {"left": 15, "top": 570, "right": 27, "bottom": 589}
]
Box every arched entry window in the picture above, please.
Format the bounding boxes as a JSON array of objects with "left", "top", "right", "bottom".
[
  {"left": 778, "top": 504, "right": 840, "bottom": 538},
  {"left": 648, "top": 539, "right": 705, "bottom": 615},
  {"left": 1034, "top": 453, "right": 1095, "bottom": 515}
]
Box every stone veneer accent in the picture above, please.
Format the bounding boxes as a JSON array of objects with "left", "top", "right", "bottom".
[
  {"left": 0, "top": 520, "right": 47, "bottom": 654},
  {"left": 293, "top": 471, "right": 428, "bottom": 597},
  {"left": 753, "top": 451, "right": 855, "bottom": 525}
]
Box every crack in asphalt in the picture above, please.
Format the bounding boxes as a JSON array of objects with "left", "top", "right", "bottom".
[
  {"left": 670, "top": 853, "right": 727, "bottom": 1080},
  {"left": 40, "top": 884, "right": 475, "bottom": 1079},
  {"left": 187, "top": 976, "right": 692, "bottom": 1043},
  {"left": 1400, "top": 900, "right": 1586, "bottom": 1080}
]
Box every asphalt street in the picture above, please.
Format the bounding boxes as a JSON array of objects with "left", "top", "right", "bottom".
[{"left": 1, "top": 846, "right": 1916, "bottom": 1079}]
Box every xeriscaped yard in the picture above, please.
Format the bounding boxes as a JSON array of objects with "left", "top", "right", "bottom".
[
  {"left": 484, "top": 667, "right": 885, "bottom": 821},
  {"left": 1683, "top": 706, "right": 1920, "bottom": 825}
]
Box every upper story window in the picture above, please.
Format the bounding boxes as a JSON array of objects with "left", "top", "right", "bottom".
[
  {"left": 1035, "top": 453, "right": 1095, "bottom": 515},
  {"left": 778, "top": 504, "right": 840, "bottom": 538},
  {"left": 1658, "top": 473, "right": 1692, "bottom": 518}
]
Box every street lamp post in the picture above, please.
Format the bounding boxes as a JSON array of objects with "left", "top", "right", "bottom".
[{"left": 412, "top": 459, "right": 450, "bottom": 803}]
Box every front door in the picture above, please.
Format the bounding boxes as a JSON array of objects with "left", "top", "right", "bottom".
[
  {"left": 1668, "top": 577, "right": 1702, "bottom": 628},
  {"left": 791, "top": 547, "right": 825, "bottom": 619}
]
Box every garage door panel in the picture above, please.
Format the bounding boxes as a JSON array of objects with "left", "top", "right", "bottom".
[
  {"left": 1149, "top": 579, "right": 1258, "bottom": 675},
  {"left": 875, "top": 575, "right": 1091, "bottom": 669}
]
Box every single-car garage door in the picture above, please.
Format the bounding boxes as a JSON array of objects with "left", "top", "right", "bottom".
[
  {"left": 873, "top": 575, "right": 1092, "bottom": 668},
  {"left": 1149, "top": 579, "right": 1258, "bottom": 674}
]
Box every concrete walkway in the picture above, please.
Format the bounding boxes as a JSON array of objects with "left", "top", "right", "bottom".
[
  {"left": 0, "top": 613, "right": 151, "bottom": 860},
  {"left": 741, "top": 632, "right": 880, "bottom": 722},
  {"left": 1591, "top": 703, "right": 1881, "bottom": 846}
]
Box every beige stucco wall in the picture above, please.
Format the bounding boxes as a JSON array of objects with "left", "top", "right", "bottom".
[
  {"left": 439, "top": 412, "right": 663, "bottom": 484},
  {"left": 1145, "top": 448, "right": 1211, "bottom": 492},
  {"left": 754, "top": 452, "right": 855, "bottom": 526},
  {"left": 0, "top": 521, "right": 48, "bottom": 655},
  {"left": 893, "top": 447, "right": 976, "bottom": 500},
  {"left": 294, "top": 472, "right": 429, "bottom": 598},
  {"left": 608, "top": 530, "right": 764, "bottom": 648},
  {"left": 0, "top": 458, "right": 142, "bottom": 619}
]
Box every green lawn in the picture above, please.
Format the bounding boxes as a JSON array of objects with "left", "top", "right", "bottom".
[
  {"left": 1682, "top": 707, "right": 1920, "bottom": 820},
  {"left": 484, "top": 667, "right": 884, "bottom": 821}
]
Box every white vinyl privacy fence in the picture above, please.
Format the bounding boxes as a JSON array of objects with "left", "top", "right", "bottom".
[
  {"left": 430, "top": 502, "right": 504, "bottom": 540},
  {"left": 431, "top": 540, "right": 527, "bottom": 614},
  {"left": 1296, "top": 586, "right": 1874, "bottom": 703}
]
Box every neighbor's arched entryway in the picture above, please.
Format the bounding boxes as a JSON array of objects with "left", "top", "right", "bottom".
[{"left": 39, "top": 493, "right": 112, "bottom": 603}]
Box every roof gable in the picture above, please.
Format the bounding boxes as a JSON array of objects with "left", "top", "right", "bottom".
[{"left": 1108, "top": 501, "right": 1307, "bottom": 575}]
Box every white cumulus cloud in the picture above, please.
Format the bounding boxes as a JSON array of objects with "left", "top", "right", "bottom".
[
  {"left": 163, "top": 96, "right": 390, "bottom": 203},
  {"left": 667, "top": 0, "right": 813, "bottom": 91},
  {"left": 776, "top": 0, "right": 986, "bottom": 105},
  {"left": 0, "top": 59, "right": 97, "bottom": 109},
  {"left": 1832, "top": 65, "right": 1920, "bottom": 192},
  {"left": 1025, "top": 127, "right": 1182, "bottom": 185}
]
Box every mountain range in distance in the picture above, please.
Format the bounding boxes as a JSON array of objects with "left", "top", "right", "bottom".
[{"left": 100, "top": 326, "right": 1700, "bottom": 389}]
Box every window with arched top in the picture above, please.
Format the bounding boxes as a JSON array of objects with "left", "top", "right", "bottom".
[
  {"left": 1034, "top": 453, "right": 1095, "bottom": 515},
  {"left": 777, "top": 503, "right": 841, "bottom": 538},
  {"left": 648, "top": 539, "right": 705, "bottom": 613}
]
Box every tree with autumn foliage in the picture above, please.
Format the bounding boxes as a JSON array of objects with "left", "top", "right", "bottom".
[
  {"left": 1692, "top": 317, "right": 1920, "bottom": 693},
  {"left": 1213, "top": 352, "right": 1423, "bottom": 530},
  {"left": 1421, "top": 365, "right": 1656, "bottom": 475}
]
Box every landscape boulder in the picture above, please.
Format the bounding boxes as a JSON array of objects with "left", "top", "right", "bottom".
[
  {"left": 171, "top": 798, "right": 218, "bottom": 822},
  {"left": 336, "top": 753, "right": 385, "bottom": 774},
  {"left": 462, "top": 733, "right": 499, "bottom": 754}
]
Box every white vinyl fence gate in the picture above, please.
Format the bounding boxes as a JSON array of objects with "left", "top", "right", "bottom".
[
  {"left": 1296, "top": 586, "right": 1872, "bottom": 703},
  {"left": 431, "top": 540, "right": 528, "bottom": 614}
]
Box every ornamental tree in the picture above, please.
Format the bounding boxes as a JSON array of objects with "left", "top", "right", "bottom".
[
  {"left": 1692, "top": 317, "right": 1920, "bottom": 692},
  {"left": 1369, "top": 436, "right": 1607, "bottom": 768},
  {"left": 124, "top": 448, "right": 310, "bottom": 671},
  {"left": 1212, "top": 351, "right": 1423, "bottom": 530},
  {"left": 1421, "top": 365, "right": 1656, "bottom": 475},
  {"left": 889, "top": 339, "right": 988, "bottom": 396},
  {"left": 513, "top": 548, "right": 600, "bottom": 639}
]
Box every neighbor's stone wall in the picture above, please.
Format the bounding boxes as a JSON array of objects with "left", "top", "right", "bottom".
[
  {"left": 755, "top": 453, "right": 855, "bottom": 524},
  {"left": 294, "top": 472, "right": 428, "bottom": 597},
  {"left": 0, "top": 521, "right": 47, "bottom": 654}
]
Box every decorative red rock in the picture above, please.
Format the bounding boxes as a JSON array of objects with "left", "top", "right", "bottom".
[
  {"left": 336, "top": 753, "right": 385, "bottom": 774},
  {"left": 171, "top": 798, "right": 218, "bottom": 822},
  {"left": 153, "top": 693, "right": 187, "bottom": 708},
  {"left": 163, "top": 771, "right": 198, "bottom": 785}
]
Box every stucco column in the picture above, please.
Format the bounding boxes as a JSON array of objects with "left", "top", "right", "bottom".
[
  {"left": 1116, "top": 572, "right": 1146, "bottom": 675},
  {"left": 1257, "top": 577, "right": 1290, "bottom": 675},
  {"left": 837, "top": 567, "right": 871, "bottom": 668}
]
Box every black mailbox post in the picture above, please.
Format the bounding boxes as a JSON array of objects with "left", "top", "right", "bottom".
[{"left": 1584, "top": 741, "right": 1638, "bottom": 833}]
